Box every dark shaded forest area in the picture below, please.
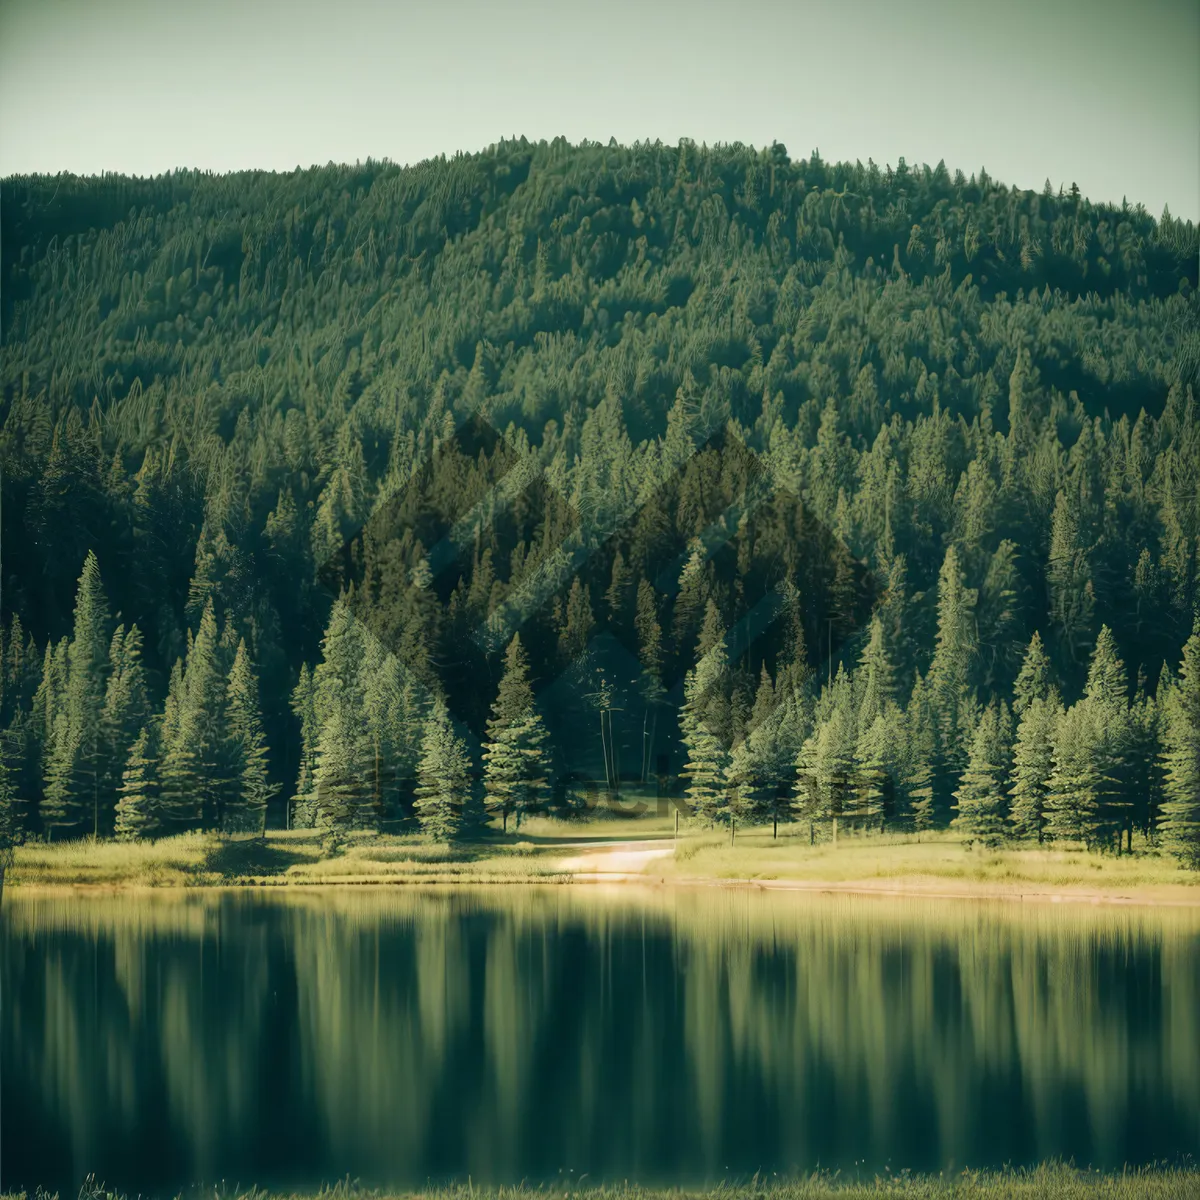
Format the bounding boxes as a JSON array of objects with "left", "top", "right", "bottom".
[{"left": 1, "top": 137, "right": 1198, "bottom": 859}]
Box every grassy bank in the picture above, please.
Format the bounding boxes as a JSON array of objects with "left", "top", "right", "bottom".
[
  {"left": 5, "top": 820, "right": 1199, "bottom": 902},
  {"left": 7, "top": 1165, "right": 1200, "bottom": 1200}
]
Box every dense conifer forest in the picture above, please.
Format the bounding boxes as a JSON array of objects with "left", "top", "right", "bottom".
[{"left": 2, "top": 137, "right": 1199, "bottom": 861}]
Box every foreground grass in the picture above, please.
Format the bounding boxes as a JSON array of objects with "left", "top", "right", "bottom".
[
  {"left": 6, "top": 819, "right": 1198, "bottom": 899},
  {"left": 664, "top": 829, "right": 1200, "bottom": 894},
  {"left": 7, "top": 1165, "right": 1200, "bottom": 1200}
]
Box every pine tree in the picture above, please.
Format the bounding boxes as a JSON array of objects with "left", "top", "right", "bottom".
[
  {"left": 310, "top": 599, "right": 375, "bottom": 833},
  {"left": 856, "top": 614, "right": 895, "bottom": 734},
  {"left": 159, "top": 600, "right": 228, "bottom": 832},
  {"left": 482, "top": 634, "right": 550, "bottom": 832},
  {"left": 1158, "top": 626, "right": 1200, "bottom": 867},
  {"left": 1009, "top": 693, "right": 1061, "bottom": 842},
  {"left": 679, "top": 611, "right": 731, "bottom": 824},
  {"left": 952, "top": 701, "right": 1011, "bottom": 847},
  {"left": 796, "top": 664, "right": 856, "bottom": 839},
  {"left": 928, "top": 545, "right": 978, "bottom": 812},
  {"left": 415, "top": 697, "right": 477, "bottom": 842},
  {"left": 98, "top": 624, "right": 150, "bottom": 836},
  {"left": 289, "top": 664, "right": 319, "bottom": 828},
  {"left": 361, "top": 639, "right": 404, "bottom": 827},
  {"left": 1045, "top": 703, "right": 1109, "bottom": 847},
  {"left": 1047, "top": 490, "right": 1095, "bottom": 666},
  {"left": 898, "top": 671, "right": 937, "bottom": 834},
  {"left": 114, "top": 726, "right": 160, "bottom": 842},
  {"left": 1083, "top": 625, "right": 1133, "bottom": 849},
  {"left": 1013, "top": 631, "right": 1053, "bottom": 717},
  {"left": 225, "top": 640, "right": 273, "bottom": 835},
  {"left": 42, "top": 552, "right": 111, "bottom": 837},
  {"left": 729, "top": 664, "right": 798, "bottom": 835},
  {"left": 312, "top": 705, "right": 374, "bottom": 843},
  {"left": 854, "top": 708, "right": 899, "bottom": 829}
]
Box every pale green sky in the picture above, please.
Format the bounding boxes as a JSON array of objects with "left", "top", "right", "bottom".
[{"left": 1, "top": 0, "right": 1197, "bottom": 218}]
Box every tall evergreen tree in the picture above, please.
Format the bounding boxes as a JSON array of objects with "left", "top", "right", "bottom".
[
  {"left": 1083, "top": 625, "right": 1133, "bottom": 849},
  {"left": 159, "top": 600, "right": 226, "bottom": 832},
  {"left": 42, "top": 552, "right": 111, "bottom": 837},
  {"left": 415, "top": 697, "right": 478, "bottom": 842},
  {"left": 310, "top": 599, "right": 375, "bottom": 832},
  {"left": 225, "top": 640, "right": 273, "bottom": 835},
  {"left": 1044, "top": 703, "right": 1109, "bottom": 847},
  {"left": 114, "top": 726, "right": 161, "bottom": 842},
  {"left": 289, "top": 663, "right": 319, "bottom": 829},
  {"left": 1158, "top": 626, "right": 1200, "bottom": 867},
  {"left": 898, "top": 671, "right": 937, "bottom": 834},
  {"left": 1047, "top": 490, "right": 1095, "bottom": 667},
  {"left": 680, "top": 613, "right": 732, "bottom": 824},
  {"left": 98, "top": 624, "right": 150, "bottom": 836},
  {"left": 482, "top": 634, "right": 550, "bottom": 832},
  {"left": 312, "top": 705, "right": 374, "bottom": 843},
  {"left": 1008, "top": 693, "right": 1061, "bottom": 842},
  {"left": 928, "top": 545, "right": 978, "bottom": 812},
  {"left": 952, "top": 700, "right": 1011, "bottom": 847},
  {"left": 1012, "top": 631, "right": 1054, "bottom": 716}
]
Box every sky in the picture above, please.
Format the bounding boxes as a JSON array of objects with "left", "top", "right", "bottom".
[{"left": 1, "top": 0, "right": 1197, "bottom": 219}]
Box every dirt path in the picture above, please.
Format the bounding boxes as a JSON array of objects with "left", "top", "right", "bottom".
[{"left": 557, "top": 842, "right": 676, "bottom": 873}]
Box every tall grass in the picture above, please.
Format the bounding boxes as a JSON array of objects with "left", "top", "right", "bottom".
[
  {"left": 7, "top": 822, "right": 1199, "bottom": 896},
  {"left": 7, "top": 1163, "right": 1200, "bottom": 1200}
]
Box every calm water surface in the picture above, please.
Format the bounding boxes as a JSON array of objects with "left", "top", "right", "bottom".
[{"left": 3, "top": 886, "right": 1199, "bottom": 1194}]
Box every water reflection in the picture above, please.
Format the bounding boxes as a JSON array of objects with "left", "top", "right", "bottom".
[{"left": 3, "top": 887, "right": 1199, "bottom": 1194}]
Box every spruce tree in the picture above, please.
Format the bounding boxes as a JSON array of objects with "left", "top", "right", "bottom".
[
  {"left": 415, "top": 697, "right": 477, "bottom": 842},
  {"left": 679, "top": 612, "right": 731, "bottom": 824},
  {"left": 159, "top": 600, "right": 227, "bottom": 832},
  {"left": 114, "top": 726, "right": 160, "bottom": 842},
  {"left": 1158, "top": 626, "right": 1200, "bottom": 867},
  {"left": 98, "top": 624, "right": 150, "bottom": 836},
  {"left": 43, "top": 552, "right": 111, "bottom": 836},
  {"left": 310, "top": 599, "right": 375, "bottom": 832},
  {"left": 854, "top": 708, "right": 899, "bottom": 829},
  {"left": 899, "top": 671, "right": 937, "bottom": 834},
  {"left": 952, "top": 701, "right": 1011, "bottom": 847},
  {"left": 928, "top": 545, "right": 978, "bottom": 813},
  {"left": 1044, "top": 703, "right": 1109, "bottom": 847},
  {"left": 1012, "top": 631, "right": 1053, "bottom": 717},
  {"left": 312, "top": 705, "right": 374, "bottom": 843},
  {"left": 1047, "top": 490, "right": 1095, "bottom": 666},
  {"left": 1082, "top": 625, "right": 1133, "bottom": 849},
  {"left": 856, "top": 614, "right": 896, "bottom": 734},
  {"left": 225, "top": 640, "right": 273, "bottom": 835},
  {"left": 796, "top": 665, "right": 856, "bottom": 839},
  {"left": 482, "top": 634, "right": 550, "bottom": 832},
  {"left": 289, "top": 664, "right": 318, "bottom": 828},
  {"left": 1009, "top": 694, "right": 1061, "bottom": 842}
]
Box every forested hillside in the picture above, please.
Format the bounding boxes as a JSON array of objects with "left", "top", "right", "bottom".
[{"left": 2, "top": 137, "right": 1199, "bottom": 860}]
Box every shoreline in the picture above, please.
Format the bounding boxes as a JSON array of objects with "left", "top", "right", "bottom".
[
  {"left": 8, "top": 870, "right": 1200, "bottom": 908},
  {"left": 7, "top": 830, "right": 1198, "bottom": 908}
]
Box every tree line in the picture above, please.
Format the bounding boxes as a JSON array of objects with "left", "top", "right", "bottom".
[{"left": 0, "top": 138, "right": 1197, "bottom": 862}]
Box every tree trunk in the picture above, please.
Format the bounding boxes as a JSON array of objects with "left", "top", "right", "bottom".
[{"left": 773, "top": 815, "right": 778, "bottom": 840}]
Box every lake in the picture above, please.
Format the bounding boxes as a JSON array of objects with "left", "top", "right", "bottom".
[{"left": 3, "top": 886, "right": 1199, "bottom": 1195}]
